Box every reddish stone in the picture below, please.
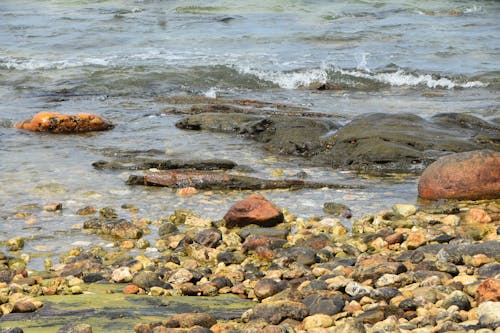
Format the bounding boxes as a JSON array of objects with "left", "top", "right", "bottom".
[
  {"left": 177, "top": 187, "right": 198, "bottom": 196},
  {"left": 123, "top": 284, "right": 140, "bottom": 294},
  {"left": 477, "top": 278, "right": 500, "bottom": 303},
  {"left": 255, "top": 246, "right": 275, "bottom": 261},
  {"left": 385, "top": 232, "right": 404, "bottom": 245},
  {"left": 224, "top": 194, "right": 284, "bottom": 228},
  {"left": 242, "top": 235, "right": 286, "bottom": 252},
  {"left": 16, "top": 112, "right": 113, "bottom": 133},
  {"left": 465, "top": 208, "right": 492, "bottom": 224},
  {"left": 418, "top": 150, "right": 500, "bottom": 200},
  {"left": 351, "top": 254, "right": 407, "bottom": 282}
]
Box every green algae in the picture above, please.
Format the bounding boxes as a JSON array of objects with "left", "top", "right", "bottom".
[{"left": 0, "top": 283, "right": 255, "bottom": 333}]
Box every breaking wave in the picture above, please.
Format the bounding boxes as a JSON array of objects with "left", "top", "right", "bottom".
[{"left": 236, "top": 64, "right": 487, "bottom": 90}]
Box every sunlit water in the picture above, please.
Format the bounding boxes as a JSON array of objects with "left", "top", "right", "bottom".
[{"left": 0, "top": 0, "right": 499, "bottom": 269}]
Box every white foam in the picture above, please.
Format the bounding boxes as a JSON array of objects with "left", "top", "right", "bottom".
[
  {"left": 204, "top": 87, "right": 218, "bottom": 98},
  {"left": 339, "top": 68, "right": 486, "bottom": 89},
  {"left": 0, "top": 56, "right": 110, "bottom": 70},
  {"left": 237, "top": 65, "right": 328, "bottom": 89},
  {"left": 464, "top": 5, "right": 482, "bottom": 13}
]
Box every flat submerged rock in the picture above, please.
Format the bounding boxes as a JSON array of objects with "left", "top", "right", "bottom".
[{"left": 176, "top": 110, "right": 499, "bottom": 173}]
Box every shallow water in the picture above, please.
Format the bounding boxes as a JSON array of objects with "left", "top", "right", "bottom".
[{"left": 1, "top": 0, "right": 499, "bottom": 268}]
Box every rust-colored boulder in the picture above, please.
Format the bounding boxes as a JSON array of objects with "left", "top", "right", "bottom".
[
  {"left": 223, "top": 194, "right": 284, "bottom": 228},
  {"left": 418, "top": 150, "right": 500, "bottom": 200},
  {"left": 16, "top": 112, "right": 113, "bottom": 133},
  {"left": 477, "top": 278, "right": 500, "bottom": 303}
]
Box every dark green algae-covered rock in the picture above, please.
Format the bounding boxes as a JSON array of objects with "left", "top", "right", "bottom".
[{"left": 176, "top": 111, "right": 499, "bottom": 173}]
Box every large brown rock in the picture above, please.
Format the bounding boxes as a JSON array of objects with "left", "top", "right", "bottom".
[
  {"left": 418, "top": 150, "right": 500, "bottom": 200},
  {"left": 16, "top": 112, "right": 113, "bottom": 133},
  {"left": 224, "top": 194, "right": 284, "bottom": 228}
]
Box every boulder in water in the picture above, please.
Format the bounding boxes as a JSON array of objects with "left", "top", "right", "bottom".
[
  {"left": 418, "top": 149, "right": 500, "bottom": 200},
  {"left": 16, "top": 112, "right": 113, "bottom": 133},
  {"left": 223, "top": 194, "right": 284, "bottom": 228}
]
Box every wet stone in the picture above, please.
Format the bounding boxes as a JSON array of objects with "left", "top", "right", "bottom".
[
  {"left": 224, "top": 194, "right": 284, "bottom": 228},
  {"left": 244, "top": 300, "right": 309, "bottom": 325},
  {"left": 82, "top": 273, "right": 105, "bottom": 283},
  {"left": 333, "top": 319, "right": 366, "bottom": 333},
  {"left": 395, "top": 250, "right": 425, "bottom": 263},
  {"left": 216, "top": 251, "right": 245, "bottom": 265},
  {"left": 418, "top": 149, "right": 500, "bottom": 200},
  {"left": 371, "top": 287, "right": 402, "bottom": 301},
  {"left": 399, "top": 298, "right": 418, "bottom": 311},
  {"left": 123, "top": 284, "right": 140, "bottom": 294},
  {"left": 478, "top": 263, "right": 500, "bottom": 278},
  {"left": 280, "top": 246, "right": 317, "bottom": 266},
  {"left": 83, "top": 218, "right": 143, "bottom": 239},
  {"left": 323, "top": 202, "right": 352, "bottom": 217},
  {"left": 99, "top": 207, "right": 118, "bottom": 219},
  {"left": 345, "top": 282, "right": 373, "bottom": 300},
  {"left": 168, "top": 268, "right": 194, "bottom": 285},
  {"left": 194, "top": 229, "right": 222, "bottom": 248},
  {"left": 44, "top": 202, "right": 62, "bottom": 212},
  {"left": 238, "top": 228, "right": 289, "bottom": 240},
  {"left": 478, "top": 301, "right": 500, "bottom": 329},
  {"left": 132, "top": 271, "right": 171, "bottom": 290},
  {"left": 392, "top": 204, "right": 417, "bottom": 217},
  {"left": 242, "top": 235, "right": 286, "bottom": 252},
  {"left": 435, "top": 261, "right": 459, "bottom": 276},
  {"left": 76, "top": 206, "right": 96, "bottom": 216},
  {"left": 477, "top": 278, "right": 500, "bottom": 302},
  {"left": 302, "top": 294, "right": 344, "bottom": 316},
  {"left": 355, "top": 309, "right": 385, "bottom": 324},
  {"left": 15, "top": 112, "right": 113, "bottom": 133},
  {"left": 441, "top": 290, "right": 471, "bottom": 311},
  {"left": 253, "top": 278, "right": 284, "bottom": 301},
  {"left": 12, "top": 300, "right": 37, "bottom": 313},
  {"left": 159, "top": 222, "right": 179, "bottom": 237},
  {"left": 6, "top": 237, "right": 24, "bottom": 251},
  {"left": 351, "top": 255, "right": 407, "bottom": 282}
]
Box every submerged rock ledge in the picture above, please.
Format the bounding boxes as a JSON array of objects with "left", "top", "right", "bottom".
[{"left": 174, "top": 107, "right": 499, "bottom": 174}]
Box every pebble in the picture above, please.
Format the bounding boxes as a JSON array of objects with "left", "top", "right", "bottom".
[
  {"left": 44, "top": 202, "right": 62, "bottom": 212},
  {"left": 392, "top": 204, "right": 417, "bottom": 217},
  {"left": 253, "top": 278, "right": 283, "bottom": 301},
  {"left": 302, "top": 314, "right": 333, "bottom": 329},
  {"left": 6, "top": 237, "right": 24, "bottom": 251},
  {"left": 112, "top": 267, "right": 133, "bottom": 283},
  {"left": 441, "top": 290, "right": 471, "bottom": 311},
  {"left": 123, "top": 284, "right": 140, "bottom": 294},
  {"left": 345, "top": 282, "right": 373, "bottom": 299},
  {"left": 478, "top": 301, "right": 500, "bottom": 329}
]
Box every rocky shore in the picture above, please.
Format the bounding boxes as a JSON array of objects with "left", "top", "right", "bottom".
[
  {"left": 1, "top": 189, "right": 499, "bottom": 332},
  {"left": 2, "top": 99, "right": 499, "bottom": 332}
]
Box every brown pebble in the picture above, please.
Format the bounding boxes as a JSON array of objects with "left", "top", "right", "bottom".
[
  {"left": 177, "top": 187, "right": 198, "bottom": 196},
  {"left": 44, "top": 202, "right": 62, "bottom": 212},
  {"left": 123, "top": 284, "right": 140, "bottom": 295},
  {"left": 13, "top": 300, "right": 37, "bottom": 313},
  {"left": 464, "top": 208, "right": 492, "bottom": 224}
]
